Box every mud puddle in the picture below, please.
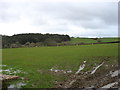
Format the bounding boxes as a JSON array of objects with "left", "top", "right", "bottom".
[
  {"left": 76, "top": 61, "right": 86, "bottom": 74},
  {"left": 8, "top": 82, "right": 26, "bottom": 89},
  {"left": 57, "top": 61, "right": 119, "bottom": 89},
  {"left": 101, "top": 82, "right": 118, "bottom": 88},
  {"left": 1, "top": 65, "right": 27, "bottom": 89},
  {"left": 110, "top": 70, "right": 120, "bottom": 77},
  {"left": 0, "top": 64, "right": 26, "bottom": 75},
  {"left": 91, "top": 62, "right": 104, "bottom": 74},
  {"left": 50, "top": 67, "right": 72, "bottom": 74}
]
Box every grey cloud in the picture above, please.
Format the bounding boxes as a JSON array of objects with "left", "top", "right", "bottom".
[
  {"left": 0, "top": 2, "right": 118, "bottom": 37},
  {"left": 29, "top": 2, "right": 117, "bottom": 29},
  {"left": 1, "top": 2, "right": 117, "bottom": 26},
  {"left": 0, "top": 2, "right": 20, "bottom": 23},
  {"left": 59, "top": 2, "right": 117, "bottom": 28}
]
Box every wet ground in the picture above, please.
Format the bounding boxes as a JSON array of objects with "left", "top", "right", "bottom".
[
  {"left": 54, "top": 61, "right": 119, "bottom": 89},
  {"left": 1, "top": 58, "right": 119, "bottom": 89},
  {"left": 0, "top": 65, "right": 27, "bottom": 89}
]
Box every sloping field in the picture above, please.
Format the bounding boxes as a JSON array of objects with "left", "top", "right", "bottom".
[
  {"left": 2, "top": 43, "right": 118, "bottom": 88},
  {"left": 68, "top": 38, "right": 119, "bottom": 44},
  {"left": 68, "top": 38, "right": 97, "bottom": 43},
  {"left": 100, "top": 38, "right": 119, "bottom": 42}
]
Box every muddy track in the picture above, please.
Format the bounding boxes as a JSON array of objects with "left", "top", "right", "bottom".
[{"left": 56, "top": 61, "right": 119, "bottom": 89}]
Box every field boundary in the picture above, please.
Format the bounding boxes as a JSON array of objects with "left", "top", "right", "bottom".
[{"left": 57, "top": 41, "right": 120, "bottom": 47}]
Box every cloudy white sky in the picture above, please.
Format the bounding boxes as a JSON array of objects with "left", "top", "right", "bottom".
[{"left": 0, "top": 0, "right": 118, "bottom": 37}]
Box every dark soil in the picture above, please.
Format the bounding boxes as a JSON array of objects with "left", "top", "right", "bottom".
[{"left": 55, "top": 61, "right": 119, "bottom": 89}]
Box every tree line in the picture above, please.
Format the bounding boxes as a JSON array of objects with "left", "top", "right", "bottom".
[{"left": 2, "top": 33, "right": 71, "bottom": 48}]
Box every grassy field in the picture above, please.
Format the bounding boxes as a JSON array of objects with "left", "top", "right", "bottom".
[
  {"left": 100, "top": 38, "right": 119, "bottom": 42},
  {"left": 68, "top": 37, "right": 119, "bottom": 44},
  {"left": 2, "top": 43, "right": 118, "bottom": 88},
  {"left": 68, "top": 38, "right": 97, "bottom": 43}
]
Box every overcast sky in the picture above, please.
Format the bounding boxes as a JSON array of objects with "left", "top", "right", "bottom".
[{"left": 0, "top": 0, "right": 118, "bottom": 37}]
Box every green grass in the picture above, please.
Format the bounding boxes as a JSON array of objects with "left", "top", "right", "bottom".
[
  {"left": 68, "top": 38, "right": 97, "bottom": 43},
  {"left": 2, "top": 43, "right": 118, "bottom": 88},
  {"left": 67, "top": 37, "right": 119, "bottom": 44},
  {"left": 100, "top": 38, "right": 119, "bottom": 42}
]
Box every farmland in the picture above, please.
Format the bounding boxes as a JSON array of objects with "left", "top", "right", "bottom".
[
  {"left": 68, "top": 37, "right": 119, "bottom": 44},
  {"left": 2, "top": 43, "right": 118, "bottom": 88}
]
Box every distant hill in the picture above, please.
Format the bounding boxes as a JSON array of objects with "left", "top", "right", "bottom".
[
  {"left": 2, "top": 33, "right": 71, "bottom": 48},
  {"left": 1, "top": 33, "right": 119, "bottom": 48}
]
